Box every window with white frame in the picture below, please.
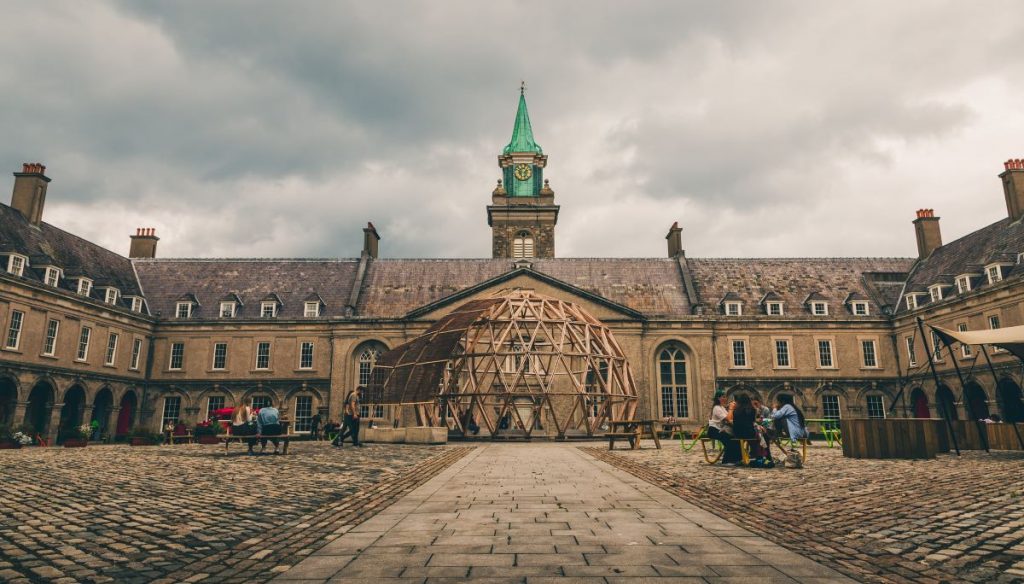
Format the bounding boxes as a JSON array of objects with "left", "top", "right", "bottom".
[
  {"left": 207, "top": 395, "right": 225, "bottom": 420},
  {"left": 76, "top": 326, "right": 91, "bottom": 361},
  {"left": 77, "top": 278, "right": 92, "bottom": 296},
  {"left": 929, "top": 286, "right": 943, "bottom": 303},
  {"left": 105, "top": 332, "right": 118, "bottom": 366},
  {"left": 219, "top": 302, "right": 236, "bottom": 318},
  {"left": 930, "top": 330, "right": 943, "bottom": 362},
  {"left": 866, "top": 395, "right": 885, "bottom": 419},
  {"left": 986, "top": 265, "right": 1003, "bottom": 285},
  {"left": 906, "top": 336, "right": 917, "bottom": 367},
  {"left": 161, "top": 396, "right": 181, "bottom": 427},
  {"left": 958, "top": 323, "right": 972, "bottom": 358},
  {"left": 955, "top": 275, "right": 972, "bottom": 294},
  {"left": 175, "top": 302, "right": 193, "bottom": 319},
  {"left": 658, "top": 346, "right": 689, "bottom": 418},
  {"left": 1019, "top": 252, "right": 1024, "bottom": 265},
  {"left": 130, "top": 338, "right": 142, "bottom": 370},
  {"left": 260, "top": 302, "right": 277, "bottom": 318},
  {"left": 766, "top": 302, "right": 783, "bottom": 316},
  {"left": 811, "top": 302, "right": 828, "bottom": 316},
  {"left": 5, "top": 310, "right": 24, "bottom": 350},
  {"left": 104, "top": 288, "right": 119, "bottom": 305},
  {"left": 42, "top": 319, "right": 59, "bottom": 356},
  {"left": 294, "top": 395, "right": 313, "bottom": 432},
  {"left": 775, "top": 339, "right": 791, "bottom": 368},
  {"left": 817, "top": 339, "right": 834, "bottom": 368},
  {"left": 512, "top": 231, "right": 534, "bottom": 258},
  {"left": 304, "top": 302, "right": 320, "bottom": 317},
  {"left": 169, "top": 342, "right": 184, "bottom": 370},
  {"left": 861, "top": 339, "right": 878, "bottom": 368},
  {"left": 299, "top": 341, "right": 314, "bottom": 369},
  {"left": 251, "top": 395, "right": 272, "bottom": 410},
  {"left": 905, "top": 294, "right": 919, "bottom": 310},
  {"left": 357, "top": 344, "right": 385, "bottom": 418},
  {"left": 212, "top": 342, "right": 227, "bottom": 370},
  {"left": 989, "top": 315, "right": 1004, "bottom": 352},
  {"left": 44, "top": 267, "right": 61, "bottom": 287},
  {"left": 822, "top": 394, "right": 841, "bottom": 419},
  {"left": 725, "top": 302, "right": 742, "bottom": 316},
  {"left": 731, "top": 339, "right": 748, "bottom": 367},
  {"left": 255, "top": 341, "right": 271, "bottom": 369},
  {"left": 6, "top": 255, "right": 26, "bottom": 277},
  {"left": 852, "top": 302, "right": 869, "bottom": 316},
  {"left": 130, "top": 297, "right": 144, "bottom": 313}
]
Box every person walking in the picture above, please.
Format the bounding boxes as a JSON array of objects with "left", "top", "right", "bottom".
[
  {"left": 310, "top": 411, "right": 322, "bottom": 440},
  {"left": 333, "top": 387, "right": 363, "bottom": 447}
]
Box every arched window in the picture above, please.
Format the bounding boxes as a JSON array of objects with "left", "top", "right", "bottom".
[
  {"left": 356, "top": 343, "right": 385, "bottom": 418},
  {"left": 512, "top": 231, "right": 534, "bottom": 258},
  {"left": 658, "top": 346, "right": 688, "bottom": 418}
]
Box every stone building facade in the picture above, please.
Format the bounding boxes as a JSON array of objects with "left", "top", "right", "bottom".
[{"left": 1, "top": 97, "right": 1023, "bottom": 443}]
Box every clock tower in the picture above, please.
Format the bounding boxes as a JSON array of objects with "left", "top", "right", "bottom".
[{"left": 488, "top": 87, "right": 559, "bottom": 259}]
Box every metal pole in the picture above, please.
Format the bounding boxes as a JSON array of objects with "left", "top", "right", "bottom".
[
  {"left": 980, "top": 346, "right": 1024, "bottom": 450},
  {"left": 917, "top": 317, "right": 961, "bottom": 456},
  {"left": 931, "top": 322, "right": 988, "bottom": 453}
]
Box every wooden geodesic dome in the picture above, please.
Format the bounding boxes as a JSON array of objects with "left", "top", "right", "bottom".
[{"left": 367, "top": 290, "right": 639, "bottom": 438}]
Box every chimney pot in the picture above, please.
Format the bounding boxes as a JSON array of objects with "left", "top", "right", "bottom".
[
  {"left": 129, "top": 226, "right": 160, "bottom": 258},
  {"left": 912, "top": 209, "right": 942, "bottom": 259},
  {"left": 11, "top": 162, "right": 50, "bottom": 225}
]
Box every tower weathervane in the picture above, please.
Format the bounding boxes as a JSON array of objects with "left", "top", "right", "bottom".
[{"left": 520, "top": 80, "right": 526, "bottom": 95}]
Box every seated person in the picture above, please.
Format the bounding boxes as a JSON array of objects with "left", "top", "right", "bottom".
[
  {"left": 726, "top": 395, "right": 757, "bottom": 465},
  {"left": 254, "top": 403, "right": 283, "bottom": 454},
  {"left": 772, "top": 394, "right": 808, "bottom": 442}
]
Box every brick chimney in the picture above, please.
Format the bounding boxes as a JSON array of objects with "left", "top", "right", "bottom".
[
  {"left": 129, "top": 227, "right": 159, "bottom": 258},
  {"left": 913, "top": 209, "right": 942, "bottom": 259},
  {"left": 362, "top": 222, "right": 380, "bottom": 259},
  {"left": 11, "top": 163, "right": 50, "bottom": 226},
  {"left": 666, "top": 221, "right": 683, "bottom": 258},
  {"left": 1000, "top": 159, "right": 1024, "bottom": 222}
]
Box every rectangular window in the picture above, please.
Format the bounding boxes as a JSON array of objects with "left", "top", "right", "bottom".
[
  {"left": 44, "top": 267, "right": 60, "bottom": 287},
  {"left": 176, "top": 303, "right": 192, "bottom": 319},
  {"left": 169, "top": 342, "right": 184, "bottom": 370},
  {"left": 956, "top": 276, "right": 971, "bottom": 294},
  {"left": 852, "top": 302, "right": 869, "bottom": 316},
  {"left": 906, "top": 295, "right": 918, "bottom": 310},
  {"left": 261, "top": 302, "right": 276, "bottom": 318},
  {"left": 299, "top": 341, "right": 314, "bottom": 369},
  {"left": 7, "top": 255, "right": 25, "bottom": 276},
  {"left": 76, "top": 326, "right": 91, "bottom": 361},
  {"left": 294, "top": 396, "right": 313, "bottom": 432},
  {"left": 766, "top": 302, "right": 783, "bottom": 315},
  {"left": 930, "top": 330, "right": 943, "bottom": 362},
  {"left": 987, "top": 265, "right": 1003, "bottom": 284},
  {"left": 725, "top": 302, "right": 742, "bottom": 316},
  {"left": 207, "top": 395, "right": 225, "bottom": 420},
  {"left": 161, "top": 396, "right": 181, "bottom": 427},
  {"left": 812, "top": 302, "right": 828, "bottom": 316},
  {"left": 989, "top": 315, "right": 1004, "bottom": 352},
  {"left": 130, "top": 338, "right": 142, "bottom": 370},
  {"left": 212, "top": 342, "right": 227, "bottom": 370},
  {"left": 958, "top": 323, "right": 972, "bottom": 358},
  {"left": 906, "top": 336, "right": 917, "bottom": 367},
  {"left": 105, "top": 332, "right": 118, "bottom": 366},
  {"left": 775, "top": 339, "right": 791, "bottom": 368},
  {"left": 78, "top": 279, "right": 92, "bottom": 296},
  {"left": 251, "top": 395, "right": 271, "bottom": 410},
  {"left": 866, "top": 395, "right": 885, "bottom": 419},
  {"left": 219, "top": 302, "right": 235, "bottom": 318},
  {"left": 731, "top": 339, "right": 747, "bottom": 367},
  {"left": 255, "top": 341, "right": 271, "bottom": 369},
  {"left": 861, "top": 340, "right": 877, "bottom": 368},
  {"left": 104, "top": 289, "right": 118, "bottom": 305},
  {"left": 822, "top": 395, "right": 841, "bottom": 420},
  {"left": 42, "top": 319, "right": 59, "bottom": 356},
  {"left": 131, "top": 297, "right": 144, "bottom": 313},
  {"left": 304, "top": 302, "right": 320, "bottom": 317},
  {"left": 929, "top": 287, "right": 942, "bottom": 302},
  {"left": 5, "top": 310, "right": 24, "bottom": 350},
  {"left": 817, "top": 339, "right": 834, "bottom": 368}
]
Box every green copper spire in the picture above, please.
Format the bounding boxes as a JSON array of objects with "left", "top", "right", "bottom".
[{"left": 503, "top": 85, "right": 542, "bottom": 154}]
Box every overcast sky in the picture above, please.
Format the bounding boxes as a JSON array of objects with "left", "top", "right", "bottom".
[{"left": 2, "top": 1, "right": 1024, "bottom": 259}]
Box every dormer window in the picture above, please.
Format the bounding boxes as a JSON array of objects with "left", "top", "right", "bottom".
[
  {"left": 6, "top": 254, "right": 27, "bottom": 277},
  {"left": 77, "top": 278, "right": 93, "bottom": 296},
  {"left": 103, "top": 288, "right": 119, "bottom": 305},
  {"left": 851, "top": 302, "right": 870, "bottom": 316},
  {"left": 261, "top": 301, "right": 278, "bottom": 318},
  {"left": 304, "top": 302, "right": 320, "bottom": 317},
  {"left": 724, "top": 302, "right": 742, "bottom": 316},
  {"left": 766, "top": 302, "right": 784, "bottom": 316},
  {"left": 986, "top": 264, "right": 1005, "bottom": 285},
  {"left": 928, "top": 285, "right": 944, "bottom": 303},
  {"left": 905, "top": 294, "right": 922, "bottom": 310},
  {"left": 1018, "top": 252, "right": 1024, "bottom": 265},
  {"left": 43, "top": 267, "right": 61, "bottom": 287},
  {"left": 955, "top": 275, "right": 973, "bottom": 294},
  {"left": 176, "top": 302, "right": 193, "bottom": 318},
  {"left": 811, "top": 302, "right": 828, "bottom": 316},
  {"left": 219, "top": 302, "right": 236, "bottom": 318},
  {"left": 129, "top": 297, "right": 144, "bottom": 313}
]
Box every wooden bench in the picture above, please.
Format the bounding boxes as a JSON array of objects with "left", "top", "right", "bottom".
[
  {"left": 165, "top": 432, "right": 193, "bottom": 445},
  {"left": 221, "top": 434, "right": 293, "bottom": 455}
]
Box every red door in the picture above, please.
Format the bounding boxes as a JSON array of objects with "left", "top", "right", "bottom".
[
  {"left": 116, "top": 394, "right": 135, "bottom": 436},
  {"left": 912, "top": 391, "right": 930, "bottom": 418}
]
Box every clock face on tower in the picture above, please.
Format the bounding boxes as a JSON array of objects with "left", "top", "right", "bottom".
[{"left": 513, "top": 163, "right": 532, "bottom": 181}]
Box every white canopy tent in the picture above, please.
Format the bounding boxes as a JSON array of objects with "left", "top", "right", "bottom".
[{"left": 931, "top": 324, "right": 1024, "bottom": 361}]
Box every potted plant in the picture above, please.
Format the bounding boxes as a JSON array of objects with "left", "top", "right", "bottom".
[
  {"left": 194, "top": 420, "right": 222, "bottom": 444},
  {"left": 0, "top": 424, "right": 31, "bottom": 449},
  {"left": 129, "top": 428, "right": 162, "bottom": 446},
  {"left": 63, "top": 424, "right": 90, "bottom": 448}
]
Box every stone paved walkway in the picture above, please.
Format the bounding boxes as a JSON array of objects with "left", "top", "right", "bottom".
[{"left": 274, "top": 443, "right": 851, "bottom": 583}]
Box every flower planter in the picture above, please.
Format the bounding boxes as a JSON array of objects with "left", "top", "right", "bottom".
[
  {"left": 63, "top": 438, "right": 88, "bottom": 448},
  {"left": 130, "top": 437, "right": 158, "bottom": 446},
  {"left": 0, "top": 440, "right": 22, "bottom": 450},
  {"left": 197, "top": 435, "right": 220, "bottom": 445}
]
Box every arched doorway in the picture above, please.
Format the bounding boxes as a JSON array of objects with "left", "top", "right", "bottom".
[
  {"left": 58, "top": 385, "right": 87, "bottom": 443},
  {"left": 25, "top": 382, "right": 55, "bottom": 437},
  {"left": 936, "top": 385, "right": 958, "bottom": 420},
  {"left": 0, "top": 377, "right": 17, "bottom": 425},
  {"left": 116, "top": 391, "right": 137, "bottom": 437},
  {"left": 997, "top": 379, "right": 1024, "bottom": 423},
  {"left": 964, "top": 383, "right": 989, "bottom": 420},
  {"left": 92, "top": 388, "right": 114, "bottom": 437},
  {"left": 910, "top": 388, "right": 930, "bottom": 418}
]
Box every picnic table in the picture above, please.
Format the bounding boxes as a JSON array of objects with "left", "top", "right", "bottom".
[
  {"left": 606, "top": 419, "right": 662, "bottom": 450},
  {"left": 806, "top": 418, "right": 842, "bottom": 447}
]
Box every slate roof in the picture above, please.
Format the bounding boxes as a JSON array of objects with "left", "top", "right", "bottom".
[
  {"left": 0, "top": 203, "right": 143, "bottom": 304},
  {"left": 687, "top": 258, "right": 914, "bottom": 318},
  {"left": 897, "top": 217, "right": 1024, "bottom": 314},
  {"left": 132, "top": 259, "right": 360, "bottom": 319}
]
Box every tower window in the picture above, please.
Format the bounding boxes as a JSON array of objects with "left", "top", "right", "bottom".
[{"left": 512, "top": 231, "right": 534, "bottom": 258}]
